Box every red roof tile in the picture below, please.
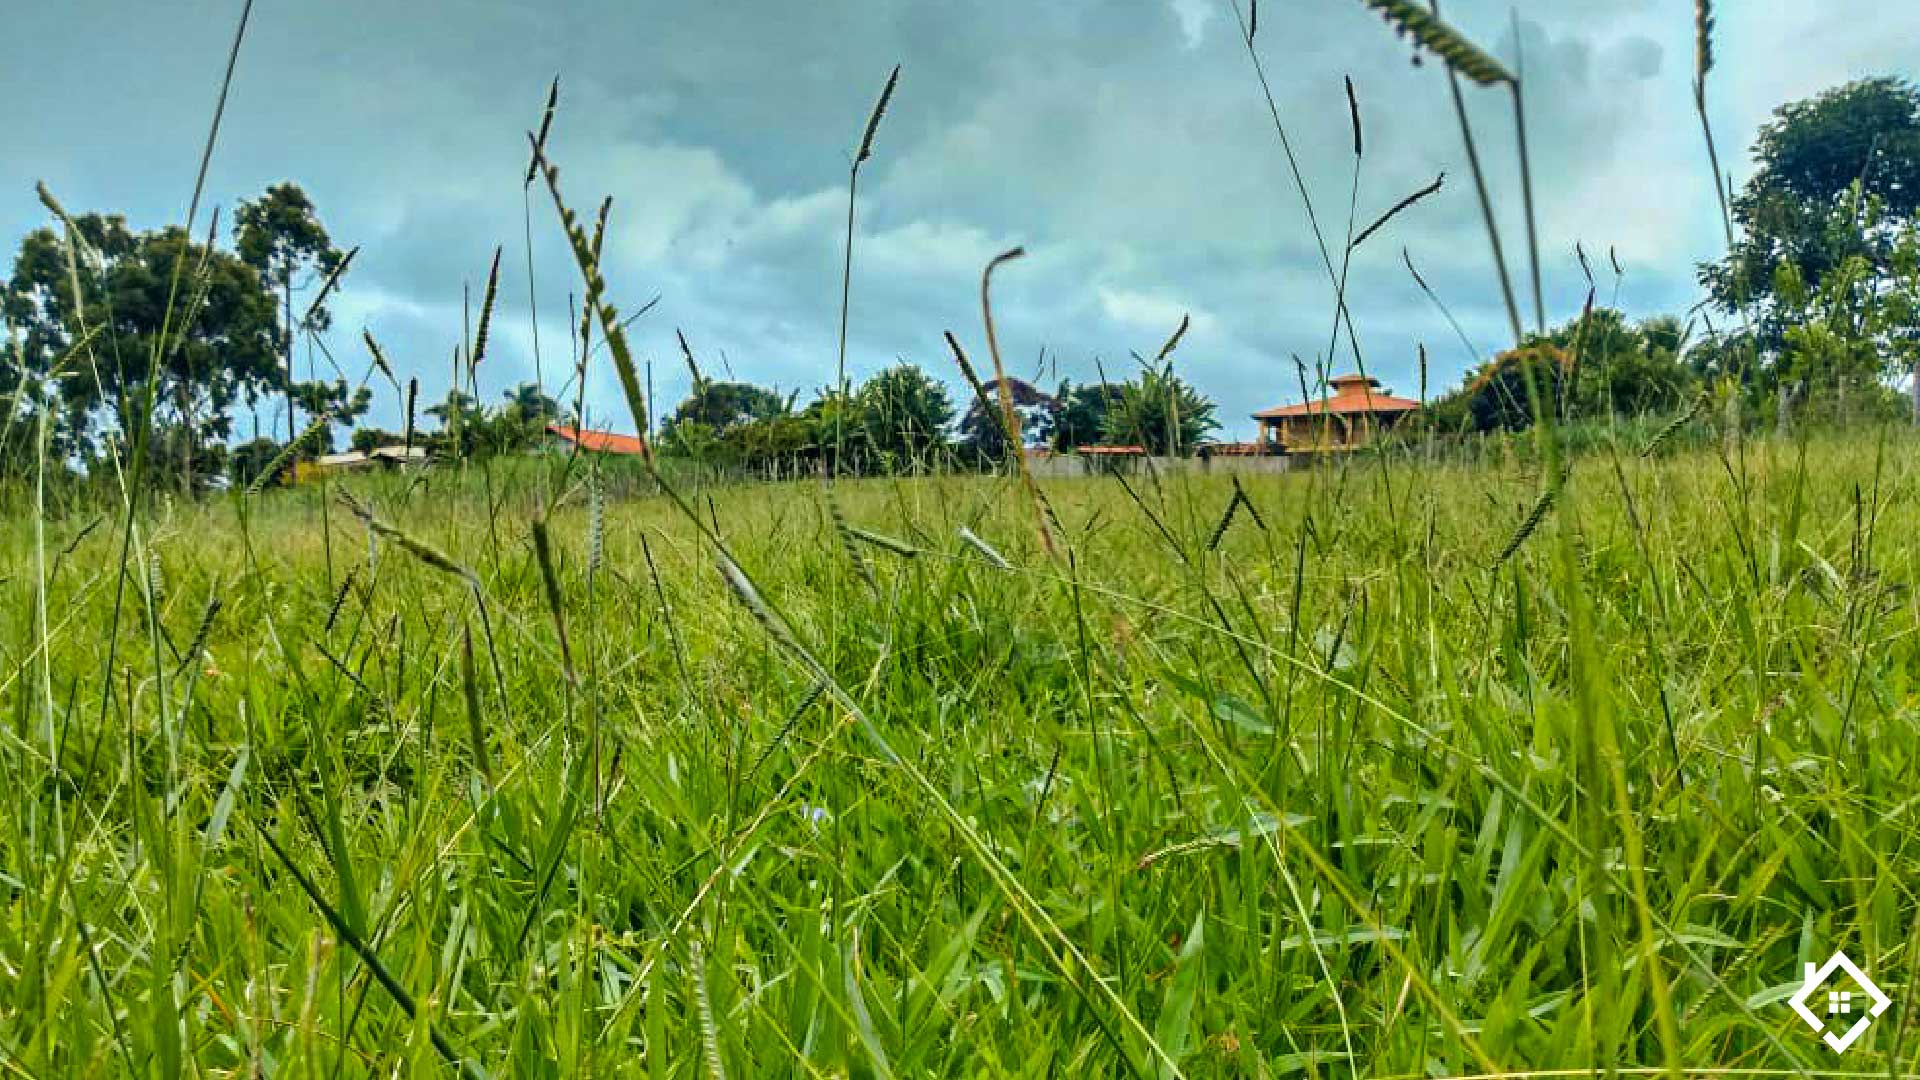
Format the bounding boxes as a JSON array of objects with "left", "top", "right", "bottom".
[
  {"left": 548, "top": 424, "right": 648, "bottom": 455},
  {"left": 1252, "top": 374, "right": 1420, "bottom": 419}
]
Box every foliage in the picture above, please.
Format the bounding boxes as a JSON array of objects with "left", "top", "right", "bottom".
[
  {"left": 227, "top": 435, "right": 284, "bottom": 488},
  {"left": 1702, "top": 77, "right": 1920, "bottom": 336},
  {"left": 350, "top": 427, "right": 406, "bottom": 454},
  {"left": 2, "top": 213, "right": 282, "bottom": 478},
  {"left": 857, "top": 363, "right": 954, "bottom": 469},
  {"left": 668, "top": 379, "right": 787, "bottom": 436},
  {"left": 1428, "top": 342, "right": 1571, "bottom": 433},
  {"left": 235, "top": 183, "right": 346, "bottom": 440},
  {"left": 1427, "top": 310, "right": 1700, "bottom": 433},
  {"left": 292, "top": 379, "right": 372, "bottom": 453},
  {"left": 491, "top": 382, "right": 562, "bottom": 453},
  {"left": 1098, "top": 363, "right": 1218, "bottom": 454},
  {"left": 419, "top": 382, "right": 559, "bottom": 459},
  {"left": 957, "top": 377, "right": 1057, "bottom": 462},
  {"left": 1049, "top": 380, "right": 1117, "bottom": 451}
]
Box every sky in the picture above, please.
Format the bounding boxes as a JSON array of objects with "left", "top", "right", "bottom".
[{"left": 3, "top": 0, "right": 1916, "bottom": 442}]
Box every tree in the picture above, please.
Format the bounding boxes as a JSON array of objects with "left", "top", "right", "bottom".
[
  {"left": 857, "top": 363, "right": 954, "bottom": 470},
  {"left": 236, "top": 183, "right": 346, "bottom": 442},
  {"left": 1050, "top": 380, "right": 1117, "bottom": 451},
  {"left": 229, "top": 435, "right": 285, "bottom": 488},
  {"left": 1702, "top": 78, "right": 1920, "bottom": 342},
  {"left": 1099, "top": 364, "right": 1217, "bottom": 455},
  {"left": 292, "top": 379, "right": 372, "bottom": 453},
  {"left": 1427, "top": 343, "right": 1573, "bottom": 433},
  {"left": 489, "top": 382, "right": 562, "bottom": 454},
  {"left": 1529, "top": 308, "right": 1698, "bottom": 418},
  {"left": 725, "top": 413, "right": 817, "bottom": 472},
  {"left": 798, "top": 390, "right": 863, "bottom": 473},
  {"left": 957, "top": 377, "right": 1057, "bottom": 462},
  {"left": 669, "top": 379, "right": 785, "bottom": 435},
  {"left": 3, "top": 213, "right": 282, "bottom": 483},
  {"left": 350, "top": 426, "right": 404, "bottom": 454},
  {"left": 426, "top": 389, "right": 485, "bottom": 457}
]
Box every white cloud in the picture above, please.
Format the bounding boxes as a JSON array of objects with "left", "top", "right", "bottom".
[
  {"left": 1169, "top": 0, "right": 1214, "bottom": 50},
  {"left": 1096, "top": 286, "right": 1213, "bottom": 342}
]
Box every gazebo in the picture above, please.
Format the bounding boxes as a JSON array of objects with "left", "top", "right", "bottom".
[{"left": 1252, "top": 374, "right": 1419, "bottom": 452}]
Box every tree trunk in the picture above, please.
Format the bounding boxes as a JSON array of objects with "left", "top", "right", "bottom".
[
  {"left": 283, "top": 274, "right": 296, "bottom": 445},
  {"left": 1910, "top": 356, "right": 1920, "bottom": 426}
]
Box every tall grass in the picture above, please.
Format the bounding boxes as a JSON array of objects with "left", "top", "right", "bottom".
[
  {"left": 8, "top": 432, "right": 1918, "bottom": 1074},
  {"left": 4, "top": 1, "right": 1909, "bottom": 1076}
]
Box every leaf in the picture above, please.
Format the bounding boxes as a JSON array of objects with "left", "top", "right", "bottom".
[
  {"left": 1154, "top": 911, "right": 1205, "bottom": 1077},
  {"left": 846, "top": 932, "right": 895, "bottom": 1079},
  {"left": 203, "top": 746, "right": 249, "bottom": 851}
]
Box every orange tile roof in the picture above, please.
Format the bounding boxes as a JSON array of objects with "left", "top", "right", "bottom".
[
  {"left": 548, "top": 424, "right": 648, "bottom": 455},
  {"left": 1252, "top": 374, "right": 1419, "bottom": 419},
  {"left": 1078, "top": 445, "right": 1146, "bottom": 455}
]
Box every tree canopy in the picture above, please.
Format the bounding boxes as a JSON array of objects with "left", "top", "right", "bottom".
[
  {"left": 1702, "top": 77, "right": 1920, "bottom": 339},
  {"left": 1099, "top": 363, "right": 1217, "bottom": 454},
  {"left": 3, "top": 213, "right": 282, "bottom": 477},
  {"left": 236, "top": 183, "right": 346, "bottom": 441}
]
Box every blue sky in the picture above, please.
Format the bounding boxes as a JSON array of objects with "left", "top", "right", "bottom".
[{"left": 3, "top": 0, "right": 1916, "bottom": 440}]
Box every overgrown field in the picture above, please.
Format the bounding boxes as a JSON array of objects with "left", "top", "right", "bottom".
[{"left": 4, "top": 431, "right": 1919, "bottom": 1076}]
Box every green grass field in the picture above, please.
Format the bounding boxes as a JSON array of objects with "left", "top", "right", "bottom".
[{"left": 4, "top": 429, "right": 1917, "bottom": 1076}]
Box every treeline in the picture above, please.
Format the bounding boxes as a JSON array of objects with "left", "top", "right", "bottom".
[
  {"left": 651, "top": 358, "right": 1221, "bottom": 476},
  {"left": 6, "top": 77, "right": 1919, "bottom": 494}
]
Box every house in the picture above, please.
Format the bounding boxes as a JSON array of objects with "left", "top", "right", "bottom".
[
  {"left": 546, "top": 424, "right": 648, "bottom": 455},
  {"left": 292, "top": 444, "right": 431, "bottom": 483},
  {"left": 1252, "top": 374, "right": 1420, "bottom": 452},
  {"left": 368, "top": 444, "right": 429, "bottom": 466}
]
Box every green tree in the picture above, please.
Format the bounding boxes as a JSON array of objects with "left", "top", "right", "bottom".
[
  {"left": 670, "top": 379, "right": 785, "bottom": 435},
  {"left": 857, "top": 363, "right": 953, "bottom": 471},
  {"left": 1702, "top": 78, "right": 1920, "bottom": 345},
  {"left": 350, "top": 426, "right": 403, "bottom": 454},
  {"left": 426, "top": 389, "right": 484, "bottom": 457},
  {"left": 3, "top": 213, "right": 282, "bottom": 483},
  {"left": 725, "top": 413, "right": 817, "bottom": 472},
  {"left": 488, "top": 382, "right": 562, "bottom": 454},
  {"left": 1050, "top": 380, "right": 1117, "bottom": 451},
  {"left": 292, "top": 379, "right": 372, "bottom": 453},
  {"left": 1427, "top": 343, "right": 1571, "bottom": 433},
  {"left": 236, "top": 183, "right": 346, "bottom": 442},
  {"left": 1529, "top": 308, "right": 1697, "bottom": 418},
  {"left": 1099, "top": 364, "right": 1217, "bottom": 455},
  {"left": 228, "top": 435, "right": 284, "bottom": 488}
]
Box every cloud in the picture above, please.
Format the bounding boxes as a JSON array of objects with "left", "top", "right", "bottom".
[{"left": 2, "top": 0, "right": 1914, "bottom": 441}]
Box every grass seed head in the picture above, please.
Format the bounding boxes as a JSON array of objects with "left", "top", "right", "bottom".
[
  {"left": 1357, "top": 0, "right": 1514, "bottom": 85},
  {"left": 856, "top": 64, "right": 901, "bottom": 165}
]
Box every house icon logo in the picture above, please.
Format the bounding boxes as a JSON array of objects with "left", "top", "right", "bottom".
[{"left": 1789, "top": 951, "right": 1890, "bottom": 1053}]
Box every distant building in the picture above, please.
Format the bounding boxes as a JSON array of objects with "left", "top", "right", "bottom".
[
  {"left": 546, "top": 424, "right": 648, "bottom": 455},
  {"left": 1252, "top": 374, "right": 1419, "bottom": 452},
  {"left": 292, "top": 444, "right": 428, "bottom": 483}
]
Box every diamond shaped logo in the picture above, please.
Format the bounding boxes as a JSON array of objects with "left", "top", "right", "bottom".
[{"left": 1789, "top": 951, "right": 1891, "bottom": 1053}]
